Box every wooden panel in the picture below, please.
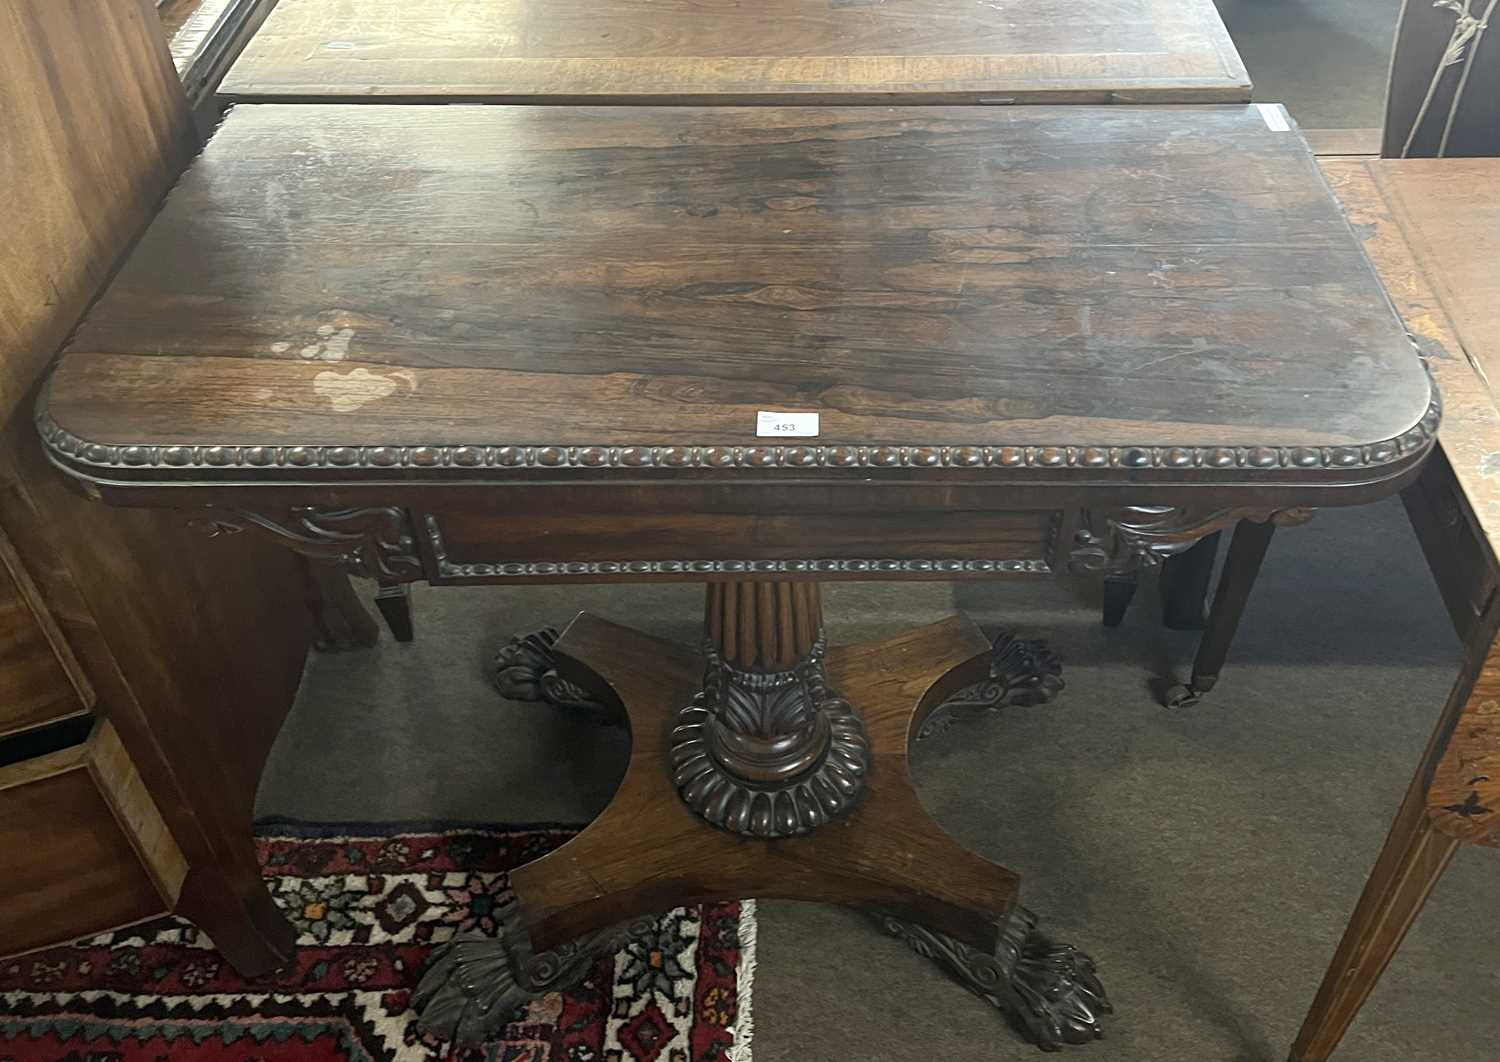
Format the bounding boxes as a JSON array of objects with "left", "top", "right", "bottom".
[
  {"left": 43, "top": 105, "right": 1431, "bottom": 484},
  {"left": 221, "top": 0, "right": 1249, "bottom": 104},
  {"left": 0, "top": 722, "right": 175, "bottom": 957},
  {"left": 0, "top": 0, "right": 192, "bottom": 429},
  {"left": 0, "top": 521, "right": 91, "bottom": 736},
  {"left": 1321, "top": 159, "right": 1500, "bottom": 570},
  {"left": 429, "top": 508, "right": 1054, "bottom": 581}
]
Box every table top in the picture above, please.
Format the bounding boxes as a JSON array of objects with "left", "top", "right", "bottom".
[
  {"left": 218, "top": 0, "right": 1250, "bottom": 104},
  {"left": 1323, "top": 158, "right": 1500, "bottom": 552},
  {"left": 40, "top": 104, "right": 1433, "bottom": 491}
]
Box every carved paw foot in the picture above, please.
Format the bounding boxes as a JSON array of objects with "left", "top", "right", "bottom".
[
  {"left": 879, "top": 906, "right": 1110, "bottom": 1051},
  {"left": 919, "top": 630, "right": 1065, "bottom": 739},
  {"left": 413, "top": 898, "right": 652, "bottom": 1043},
  {"left": 490, "top": 627, "right": 617, "bottom": 723}
]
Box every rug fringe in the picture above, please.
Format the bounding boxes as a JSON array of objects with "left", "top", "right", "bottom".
[{"left": 729, "top": 899, "right": 758, "bottom": 1062}]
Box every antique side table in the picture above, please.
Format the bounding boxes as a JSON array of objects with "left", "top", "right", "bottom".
[
  {"left": 37, "top": 104, "right": 1434, "bottom": 1050},
  {"left": 218, "top": 0, "right": 1249, "bottom": 104},
  {"left": 1290, "top": 160, "right": 1500, "bottom": 1061}
]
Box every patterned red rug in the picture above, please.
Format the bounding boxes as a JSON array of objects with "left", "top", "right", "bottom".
[{"left": 0, "top": 824, "right": 755, "bottom": 1062}]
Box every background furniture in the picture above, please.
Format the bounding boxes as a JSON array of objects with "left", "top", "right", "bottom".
[
  {"left": 0, "top": 0, "right": 314, "bottom": 972},
  {"left": 1290, "top": 158, "right": 1500, "bottom": 1061},
  {"left": 218, "top": 0, "right": 1250, "bottom": 104}
]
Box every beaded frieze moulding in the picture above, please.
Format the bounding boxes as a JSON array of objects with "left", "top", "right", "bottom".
[{"left": 35, "top": 401, "right": 1440, "bottom": 478}]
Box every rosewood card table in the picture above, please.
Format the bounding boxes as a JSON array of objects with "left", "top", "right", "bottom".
[
  {"left": 218, "top": 0, "right": 1250, "bottom": 105},
  {"left": 37, "top": 103, "right": 1435, "bottom": 1050}
]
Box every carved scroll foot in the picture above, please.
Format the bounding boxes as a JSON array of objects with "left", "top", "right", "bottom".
[
  {"left": 919, "top": 630, "right": 1065, "bottom": 739},
  {"left": 490, "top": 626, "right": 616, "bottom": 723},
  {"left": 413, "top": 897, "right": 653, "bottom": 1043},
  {"left": 879, "top": 906, "right": 1111, "bottom": 1051}
]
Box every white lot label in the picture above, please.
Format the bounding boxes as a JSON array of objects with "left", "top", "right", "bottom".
[
  {"left": 756, "top": 410, "right": 820, "bottom": 438},
  {"left": 1257, "top": 103, "right": 1290, "bottom": 132}
]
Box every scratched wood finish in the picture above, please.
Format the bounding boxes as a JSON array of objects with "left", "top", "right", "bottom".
[
  {"left": 220, "top": 0, "right": 1248, "bottom": 104},
  {"left": 511, "top": 612, "right": 1016, "bottom": 952},
  {"left": 45, "top": 105, "right": 1431, "bottom": 491},
  {"left": 0, "top": 0, "right": 192, "bottom": 429}
]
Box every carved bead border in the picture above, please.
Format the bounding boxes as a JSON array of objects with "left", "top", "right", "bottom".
[
  {"left": 36, "top": 400, "right": 1440, "bottom": 476},
  {"left": 424, "top": 515, "right": 1049, "bottom": 579}
]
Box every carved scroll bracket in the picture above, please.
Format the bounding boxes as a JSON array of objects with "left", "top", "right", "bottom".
[
  {"left": 189, "top": 505, "right": 424, "bottom": 582},
  {"left": 1066, "top": 506, "right": 1315, "bottom": 577}
]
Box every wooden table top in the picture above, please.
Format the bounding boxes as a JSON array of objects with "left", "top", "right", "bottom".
[
  {"left": 1323, "top": 158, "right": 1500, "bottom": 555},
  {"left": 218, "top": 0, "right": 1250, "bottom": 104},
  {"left": 40, "top": 104, "right": 1433, "bottom": 491}
]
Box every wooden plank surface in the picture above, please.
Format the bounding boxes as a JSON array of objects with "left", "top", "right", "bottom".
[
  {"left": 220, "top": 0, "right": 1250, "bottom": 103},
  {"left": 0, "top": 0, "right": 192, "bottom": 429},
  {"left": 1324, "top": 159, "right": 1500, "bottom": 555},
  {"left": 41, "top": 104, "right": 1432, "bottom": 484},
  {"left": 1321, "top": 158, "right": 1500, "bottom": 846}
]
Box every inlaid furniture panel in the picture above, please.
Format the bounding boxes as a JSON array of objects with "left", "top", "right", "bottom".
[
  {"left": 37, "top": 102, "right": 1434, "bottom": 1050},
  {"left": 1291, "top": 158, "right": 1500, "bottom": 1062},
  {"left": 219, "top": 0, "right": 1250, "bottom": 104}
]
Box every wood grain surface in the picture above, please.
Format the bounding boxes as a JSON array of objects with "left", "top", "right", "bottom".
[
  {"left": 220, "top": 0, "right": 1249, "bottom": 104},
  {"left": 1322, "top": 160, "right": 1500, "bottom": 586},
  {"left": 513, "top": 611, "right": 1016, "bottom": 952},
  {"left": 0, "top": 0, "right": 192, "bottom": 428},
  {"left": 43, "top": 104, "right": 1432, "bottom": 487},
  {"left": 1319, "top": 159, "right": 1500, "bottom": 844}
]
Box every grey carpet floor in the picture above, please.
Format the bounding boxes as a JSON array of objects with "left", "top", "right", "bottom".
[
  {"left": 1216, "top": 0, "right": 1403, "bottom": 130},
  {"left": 258, "top": 498, "right": 1500, "bottom": 1060}
]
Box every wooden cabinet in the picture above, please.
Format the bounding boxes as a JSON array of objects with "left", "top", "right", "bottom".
[
  {"left": 0, "top": 523, "right": 91, "bottom": 737},
  {"left": 0, "top": 721, "right": 185, "bottom": 956}
]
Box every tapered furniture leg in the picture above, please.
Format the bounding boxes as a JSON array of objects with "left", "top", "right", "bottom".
[
  {"left": 1101, "top": 574, "right": 1138, "bottom": 627},
  {"left": 1164, "top": 519, "right": 1275, "bottom": 707},
  {"left": 417, "top": 583, "right": 1109, "bottom": 1049},
  {"left": 374, "top": 581, "right": 414, "bottom": 642},
  {"left": 1288, "top": 767, "right": 1461, "bottom": 1061},
  {"left": 301, "top": 558, "right": 379, "bottom": 650},
  {"left": 1160, "top": 531, "right": 1221, "bottom": 631}
]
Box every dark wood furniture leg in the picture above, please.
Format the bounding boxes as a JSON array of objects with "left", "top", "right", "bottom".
[
  {"left": 420, "top": 582, "right": 1109, "bottom": 1049},
  {"left": 1164, "top": 518, "right": 1276, "bottom": 707},
  {"left": 301, "top": 558, "right": 379, "bottom": 651},
  {"left": 1159, "top": 531, "right": 1221, "bottom": 631},
  {"left": 374, "top": 581, "right": 414, "bottom": 642},
  {"left": 1101, "top": 574, "right": 1138, "bottom": 628},
  {"left": 1288, "top": 761, "right": 1460, "bottom": 1062}
]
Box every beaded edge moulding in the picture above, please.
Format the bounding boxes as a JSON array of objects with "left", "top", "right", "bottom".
[{"left": 35, "top": 400, "right": 1440, "bottom": 477}]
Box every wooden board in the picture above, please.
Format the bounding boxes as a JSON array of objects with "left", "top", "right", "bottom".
[
  {"left": 0, "top": 722, "right": 181, "bottom": 957},
  {"left": 40, "top": 104, "right": 1431, "bottom": 492},
  {"left": 1321, "top": 159, "right": 1500, "bottom": 846},
  {"left": 0, "top": 521, "right": 91, "bottom": 737},
  {"left": 0, "top": 0, "right": 192, "bottom": 429},
  {"left": 1327, "top": 160, "right": 1500, "bottom": 556},
  {"left": 219, "top": 0, "right": 1250, "bottom": 104}
]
